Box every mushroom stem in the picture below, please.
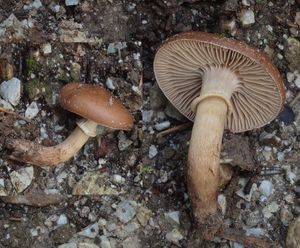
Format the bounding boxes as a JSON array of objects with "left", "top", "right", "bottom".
[
  {"left": 7, "top": 120, "right": 98, "bottom": 166},
  {"left": 187, "top": 97, "right": 227, "bottom": 220},
  {"left": 187, "top": 67, "right": 239, "bottom": 238}
]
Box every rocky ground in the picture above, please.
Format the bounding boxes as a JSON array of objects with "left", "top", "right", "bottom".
[{"left": 0, "top": 0, "right": 299, "bottom": 247}]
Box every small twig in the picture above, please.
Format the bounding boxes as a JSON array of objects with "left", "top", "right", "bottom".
[
  {"left": 289, "top": 91, "right": 300, "bottom": 107},
  {"left": 156, "top": 122, "right": 192, "bottom": 138},
  {"left": 1, "top": 192, "right": 64, "bottom": 207},
  {"left": 9, "top": 217, "right": 22, "bottom": 222},
  {"left": 218, "top": 228, "right": 272, "bottom": 248},
  {"left": 0, "top": 107, "right": 32, "bottom": 123}
]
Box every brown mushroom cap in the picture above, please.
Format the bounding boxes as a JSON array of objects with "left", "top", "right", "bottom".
[
  {"left": 154, "top": 32, "right": 285, "bottom": 132},
  {"left": 59, "top": 82, "right": 133, "bottom": 130}
]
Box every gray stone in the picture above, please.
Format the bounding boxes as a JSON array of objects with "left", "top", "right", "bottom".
[
  {"left": 107, "top": 42, "right": 127, "bottom": 54},
  {"left": 10, "top": 166, "right": 34, "bottom": 193},
  {"left": 285, "top": 38, "right": 300, "bottom": 71},
  {"left": 233, "top": 243, "right": 244, "bottom": 248},
  {"left": 112, "top": 174, "right": 125, "bottom": 184},
  {"left": 217, "top": 194, "right": 227, "bottom": 215},
  {"left": 0, "top": 98, "right": 13, "bottom": 110},
  {"left": 106, "top": 77, "right": 115, "bottom": 90},
  {"left": 123, "top": 220, "right": 140, "bottom": 234},
  {"left": 286, "top": 72, "right": 295, "bottom": 83},
  {"left": 122, "top": 236, "right": 140, "bottom": 248},
  {"left": 57, "top": 214, "right": 68, "bottom": 225},
  {"left": 262, "top": 201, "right": 280, "bottom": 219},
  {"left": 241, "top": 0, "right": 250, "bottom": 6},
  {"left": 72, "top": 172, "right": 120, "bottom": 196},
  {"left": 154, "top": 121, "right": 170, "bottom": 131},
  {"left": 148, "top": 145, "right": 158, "bottom": 159},
  {"left": 239, "top": 9, "right": 255, "bottom": 26},
  {"left": 0, "top": 77, "right": 21, "bottom": 106},
  {"left": 0, "top": 178, "right": 6, "bottom": 196},
  {"left": 0, "top": 14, "right": 25, "bottom": 42},
  {"left": 246, "top": 228, "right": 265, "bottom": 237},
  {"left": 65, "top": 0, "right": 79, "bottom": 6},
  {"left": 78, "top": 223, "right": 99, "bottom": 238},
  {"left": 245, "top": 210, "right": 261, "bottom": 227},
  {"left": 165, "top": 229, "right": 183, "bottom": 243},
  {"left": 294, "top": 74, "right": 300, "bottom": 88},
  {"left": 25, "top": 101, "right": 39, "bottom": 119},
  {"left": 115, "top": 200, "right": 137, "bottom": 224},
  {"left": 100, "top": 235, "right": 111, "bottom": 248},
  {"left": 118, "top": 131, "right": 133, "bottom": 151},
  {"left": 142, "top": 110, "right": 154, "bottom": 123},
  {"left": 164, "top": 211, "right": 180, "bottom": 224},
  {"left": 258, "top": 180, "right": 273, "bottom": 197},
  {"left": 32, "top": 0, "right": 43, "bottom": 9}
]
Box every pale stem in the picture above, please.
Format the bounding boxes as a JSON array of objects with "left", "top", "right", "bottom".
[
  {"left": 8, "top": 120, "right": 98, "bottom": 166},
  {"left": 187, "top": 97, "right": 227, "bottom": 220},
  {"left": 187, "top": 67, "right": 239, "bottom": 224}
]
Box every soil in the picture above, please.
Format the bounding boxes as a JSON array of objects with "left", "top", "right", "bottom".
[{"left": 0, "top": 1, "right": 299, "bottom": 248}]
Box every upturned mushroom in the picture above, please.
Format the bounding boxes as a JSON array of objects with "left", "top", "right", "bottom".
[
  {"left": 7, "top": 82, "right": 133, "bottom": 166},
  {"left": 154, "top": 32, "right": 285, "bottom": 237}
]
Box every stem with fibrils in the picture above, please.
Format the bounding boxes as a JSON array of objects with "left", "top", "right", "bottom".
[
  {"left": 187, "top": 67, "right": 239, "bottom": 237},
  {"left": 7, "top": 119, "right": 98, "bottom": 166}
]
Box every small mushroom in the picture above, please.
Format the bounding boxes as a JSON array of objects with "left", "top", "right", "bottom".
[
  {"left": 7, "top": 82, "right": 133, "bottom": 166},
  {"left": 154, "top": 32, "right": 285, "bottom": 237}
]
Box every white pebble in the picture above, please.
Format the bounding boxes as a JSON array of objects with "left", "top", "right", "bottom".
[
  {"left": 286, "top": 72, "right": 295, "bottom": 83},
  {"left": 0, "top": 98, "right": 14, "bottom": 111},
  {"left": 42, "top": 43, "right": 52, "bottom": 55},
  {"left": 149, "top": 145, "right": 158, "bottom": 159},
  {"left": 154, "top": 121, "right": 170, "bottom": 131},
  {"left": 65, "top": 0, "right": 79, "bottom": 6},
  {"left": 25, "top": 101, "right": 39, "bottom": 119},
  {"left": 246, "top": 228, "right": 265, "bottom": 237},
  {"left": 57, "top": 214, "right": 68, "bottom": 225},
  {"left": 165, "top": 229, "right": 183, "bottom": 243},
  {"left": 78, "top": 223, "right": 99, "bottom": 238},
  {"left": 164, "top": 211, "right": 180, "bottom": 224},
  {"left": 240, "top": 9, "right": 255, "bottom": 26},
  {"left": 294, "top": 75, "right": 300, "bottom": 88},
  {"left": 10, "top": 167, "right": 34, "bottom": 193},
  {"left": 0, "top": 78, "right": 21, "bottom": 106},
  {"left": 106, "top": 77, "right": 115, "bottom": 90},
  {"left": 142, "top": 110, "right": 153, "bottom": 123},
  {"left": 218, "top": 194, "right": 227, "bottom": 215},
  {"left": 112, "top": 174, "right": 125, "bottom": 184},
  {"left": 259, "top": 180, "right": 273, "bottom": 197},
  {"left": 277, "top": 53, "right": 283, "bottom": 60},
  {"left": 242, "top": 0, "right": 251, "bottom": 6},
  {"left": 266, "top": 25, "right": 273, "bottom": 32}
]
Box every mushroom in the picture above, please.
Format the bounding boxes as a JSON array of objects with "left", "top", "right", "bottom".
[
  {"left": 154, "top": 32, "right": 285, "bottom": 237},
  {"left": 7, "top": 82, "right": 133, "bottom": 166}
]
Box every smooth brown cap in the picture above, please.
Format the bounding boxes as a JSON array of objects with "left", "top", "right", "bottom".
[
  {"left": 154, "top": 32, "right": 285, "bottom": 132},
  {"left": 59, "top": 82, "right": 133, "bottom": 130}
]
